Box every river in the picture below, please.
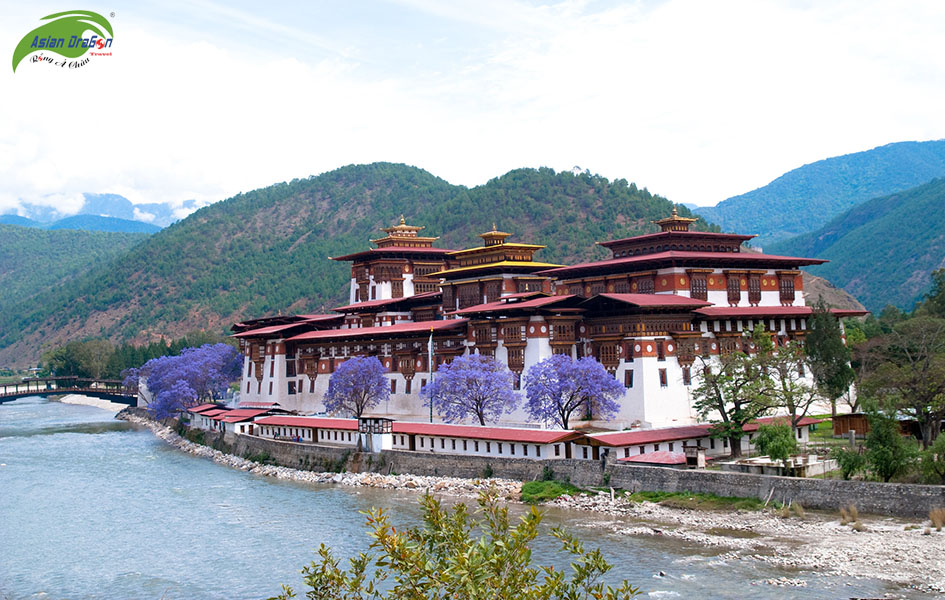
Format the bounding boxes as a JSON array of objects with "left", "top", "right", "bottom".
[{"left": 0, "top": 397, "right": 916, "bottom": 599}]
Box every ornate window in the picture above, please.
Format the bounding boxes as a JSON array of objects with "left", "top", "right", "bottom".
[
  {"left": 749, "top": 275, "right": 761, "bottom": 304},
  {"left": 780, "top": 276, "right": 796, "bottom": 303},
  {"left": 589, "top": 281, "right": 606, "bottom": 295},
  {"left": 658, "top": 368, "right": 668, "bottom": 387},
  {"left": 690, "top": 275, "right": 707, "bottom": 300},
  {"left": 391, "top": 280, "right": 404, "bottom": 298},
  {"left": 484, "top": 280, "right": 501, "bottom": 303},
  {"left": 517, "top": 280, "right": 543, "bottom": 293},
  {"left": 636, "top": 277, "right": 655, "bottom": 294},
  {"left": 613, "top": 280, "right": 630, "bottom": 293},
  {"left": 727, "top": 275, "right": 741, "bottom": 304}
]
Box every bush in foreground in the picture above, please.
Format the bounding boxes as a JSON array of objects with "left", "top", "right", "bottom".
[{"left": 269, "top": 489, "right": 640, "bottom": 600}]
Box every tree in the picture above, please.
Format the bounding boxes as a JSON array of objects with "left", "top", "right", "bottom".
[
  {"left": 523, "top": 355, "right": 623, "bottom": 429},
  {"left": 323, "top": 356, "right": 389, "bottom": 419},
  {"left": 754, "top": 421, "right": 797, "bottom": 469},
  {"left": 831, "top": 446, "right": 867, "bottom": 480},
  {"left": 269, "top": 489, "right": 640, "bottom": 600},
  {"left": 858, "top": 317, "right": 945, "bottom": 448},
  {"left": 130, "top": 343, "right": 242, "bottom": 419},
  {"left": 864, "top": 409, "right": 917, "bottom": 483},
  {"left": 804, "top": 300, "right": 855, "bottom": 416},
  {"left": 920, "top": 432, "right": 945, "bottom": 485},
  {"left": 692, "top": 326, "right": 776, "bottom": 458},
  {"left": 421, "top": 354, "right": 518, "bottom": 425},
  {"left": 769, "top": 342, "right": 820, "bottom": 427},
  {"left": 919, "top": 268, "right": 945, "bottom": 318}
]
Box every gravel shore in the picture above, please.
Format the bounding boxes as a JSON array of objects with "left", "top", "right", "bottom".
[{"left": 120, "top": 412, "right": 945, "bottom": 596}]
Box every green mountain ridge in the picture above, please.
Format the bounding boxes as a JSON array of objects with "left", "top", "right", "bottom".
[
  {"left": 696, "top": 140, "right": 945, "bottom": 246},
  {"left": 0, "top": 213, "right": 161, "bottom": 234},
  {"left": 0, "top": 163, "right": 709, "bottom": 367},
  {"left": 770, "top": 177, "right": 945, "bottom": 312},
  {"left": 0, "top": 225, "right": 149, "bottom": 319}
]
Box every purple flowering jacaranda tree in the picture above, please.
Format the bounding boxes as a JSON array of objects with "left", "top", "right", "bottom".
[
  {"left": 323, "top": 356, "right": 389, "bottom": 418},
  {"left": 421, "top": 354, "right": 519, "bottom": 425},
  {"left": 124, "top": 343, "right": 242, "bottom": 419},
  {"left": 523, "top": 355, "right": 623, "bottom": 429}
]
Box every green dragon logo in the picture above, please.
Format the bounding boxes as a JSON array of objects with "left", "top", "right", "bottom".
[{"left": 12, "top": 10, "right": 114, "bottom": 72}]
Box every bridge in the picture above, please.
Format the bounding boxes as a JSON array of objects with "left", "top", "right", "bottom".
[{"left": 0, "top": 377, "right": 137, "bottom": 405}]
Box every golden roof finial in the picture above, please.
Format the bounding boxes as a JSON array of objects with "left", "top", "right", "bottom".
[
  {"left": 671, "top": 206, "right": 678, "bottom": 217},
  {"left": 399, "top": 215, "right": 405, "bottom": 225},
  {"left": 492, "top": 222, "right": 497, "bottom": 232}
]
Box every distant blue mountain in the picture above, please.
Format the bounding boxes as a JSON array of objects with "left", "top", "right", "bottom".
[
  {"left": 0, "top": 215, "right": 40, "bottom": 227},
  {"left": 695, "top": 140, "right": 945, "bottom": 246},
  {"left": 0, "top": 213, "right": 161, "bottom": 234},
  {"left": 7, "top": 192, "right": 201, "bottom": 229},
  {"left": 45, "top": 215, "right": 162, "bottom": 234}
]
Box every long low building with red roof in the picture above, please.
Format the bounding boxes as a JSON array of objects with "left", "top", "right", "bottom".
[{"left": 231, "top": 211, "right": 864, "bottom": 431}]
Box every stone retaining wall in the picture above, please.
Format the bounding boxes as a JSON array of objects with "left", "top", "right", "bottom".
[{"left": 123, "top": 409, "right": 944, "bottom": 518}]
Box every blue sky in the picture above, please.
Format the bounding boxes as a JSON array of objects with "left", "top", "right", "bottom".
[{"left": 3, "top": 0, "right": 945, "bottom": 220}]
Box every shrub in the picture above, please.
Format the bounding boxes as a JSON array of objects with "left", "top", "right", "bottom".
[
  {"left": 540, "top": 465, "right": 555, "bottom": 481},
  {"left": 481, "top": 463, "right": 494, "bottom": 479},
  {"left": 269, "top": 489, "right": 640, "bottom": 599},
  {"left": 930, "top": 508, "right": 945, "bottom": 531},
  {"left": 521, "top": 480, "right": 582, "bottom": 504}
]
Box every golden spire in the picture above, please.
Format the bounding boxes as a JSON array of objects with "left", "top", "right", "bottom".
[{"left": 653, "top": 206, "right": 697, "bottom": 232}]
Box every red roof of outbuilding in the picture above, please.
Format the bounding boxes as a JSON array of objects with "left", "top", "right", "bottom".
[
  {"left": 216, "top": 409, "right": 270, "bottom": 423},
  {"left": 598, "top": 230, "right": 755, "bottom": 248},
  {"left": 391, "top": 422, "right": 578, "bottom": 444},
  {"left": 695, "top": 305, "right": 814, "bottom": 318},
  {"left": 200, "top": 408, "right": 230, "bottom": 417},
  {"left": 188, "top": 403, "right": 223, "bottom": 414},
  {"left": 591, "top": 416, "right": 821, "bottom": 447},
  {"left": 255, "top": 416, "right": 359, "bottom": 430},
  {"left": 288, "top": 319, "right": 467, "bottom": 342}
]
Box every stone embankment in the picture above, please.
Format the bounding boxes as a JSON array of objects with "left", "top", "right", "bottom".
[{"left": 117, "top": 410, "right": 521, "bottom": 499}]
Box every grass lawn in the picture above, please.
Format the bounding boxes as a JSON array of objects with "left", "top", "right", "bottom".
[{"left": 520, "top": 480, "right": 584, "bottom": 503}]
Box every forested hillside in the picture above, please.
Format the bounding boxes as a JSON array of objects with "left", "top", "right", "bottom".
[
  {"left": 0, "top": 163, "right": 708, "bottom": 366},
  {"left": 0, "top": 225, "right": 148, "bottom": 315},
  {"left": 771, "top": 178, "right": 945, "bottom": 312},
  {"left": 696, "top": 140, "right": 945, "bottom": 246}
]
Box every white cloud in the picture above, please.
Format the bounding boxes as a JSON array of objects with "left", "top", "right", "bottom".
[
  {"left": 132, "top": 207, "right": 156, "bottom": 223},
  {"left": 1, "top": 0, "right": 944, "bottom": 214}
]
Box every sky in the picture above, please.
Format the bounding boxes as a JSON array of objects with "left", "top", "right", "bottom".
[{"left": 2, "top": 0, "right": 945, "bottom": 221}]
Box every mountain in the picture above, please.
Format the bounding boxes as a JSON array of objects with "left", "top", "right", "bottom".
[
  {"left": 7, "top": 192, "right": 200, "bottom": 229},
  {"left": 695, "top": 140, "right": 945, "bottom": 246},
  {"left": 770, "top": 177, "right": 945, "bottom": 312},
  {"left": 0, "top": 214, "right": 41, "bottom": 227},
  {"left": 44, "top": 215, "right": 162, "bottom": 234},
  {"left": 0, "top": 163, "right": 710, "bottom": 366},
  {"left": 0, "top": 225, "right": 149, "bottom": 317}
]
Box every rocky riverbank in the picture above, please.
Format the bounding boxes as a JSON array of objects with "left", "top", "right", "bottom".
[
  {"left": 120, "top": 410, "right": 945, "bottom": 596},
  {"left": 117, "top": 411, "right": 521, "bottom": 499},
  {"left": 548, "top": 491, "right": 945, "bottom": 595}
]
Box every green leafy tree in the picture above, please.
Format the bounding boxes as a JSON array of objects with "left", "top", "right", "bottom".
[
  {"left": 769, "top": 341, "right": 820, "bottom": 426},
  {"left": 864, "top": 409, "right": 917, "bottom": 482},
  {"left": 754, "top": 422, "right": 797, "bottom": 468},
  {"left": 804, "top": 300, "right": 855, "bottom": 416},
  {"left": 831, "top": 446, "right": 867, "bottom": 480},
  {"left": 270, "top": 489, "right": 639, "bottom": 600},
  {"left": 693, "top": 326, "right": 776, "bottom": 458},
  {"left": 858, "top": 317, "right": 945, "bottom": 448},
  {"left": 920, "top": 433, "right": 945, "bottom": 485},
  {"left": 918, "top": 268, "right": 945, "bottom": 318}
]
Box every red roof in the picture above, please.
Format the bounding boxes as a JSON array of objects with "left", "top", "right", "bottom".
[
  {"left": 331, "top": 247, "right": 453, "bottom": 261},
  {"left": 255, "top": 416, "right": 359, "bottom": 430},
  {"left": 232, "top": 319, "right": 326, "bottom": 338},
  {"left": 599, "top": 230, "right": 755, "bottom": 248},
  {"left": 539, "top": 250, "right": 827, "bottom": 277},
  {"left": 453, "top": 295, "right": 577, "bottom": 315},
  {"left": 200, "top": 408, "right": 230, "bottom": 418},
  {"left": 391, "top": 421, "right": 578, "bottom": 444},
  {"left": 591, "top": 416, "right": 820, "bottom": 447},
  {"left": 188, "top": 403, "right": 222, "bottom": 414},
  {"left": 593, "top": 293, "right": 712, "bottom": 308},
  {"left": 333, "top": 292, "right": 441, "bottom": 313},
  {"left": 217, "top": 409, "right": 270, "bottom": 423},
  {"left": 288, "top": 319, "right": 467, "bottom": 342},
  {"left": 695, "top": 305, "right": 814, "bottom": 318}
]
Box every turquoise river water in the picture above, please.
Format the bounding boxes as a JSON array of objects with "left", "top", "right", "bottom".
[{"left": 0, "top": 397, "right": 917, "bottom": 599}]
